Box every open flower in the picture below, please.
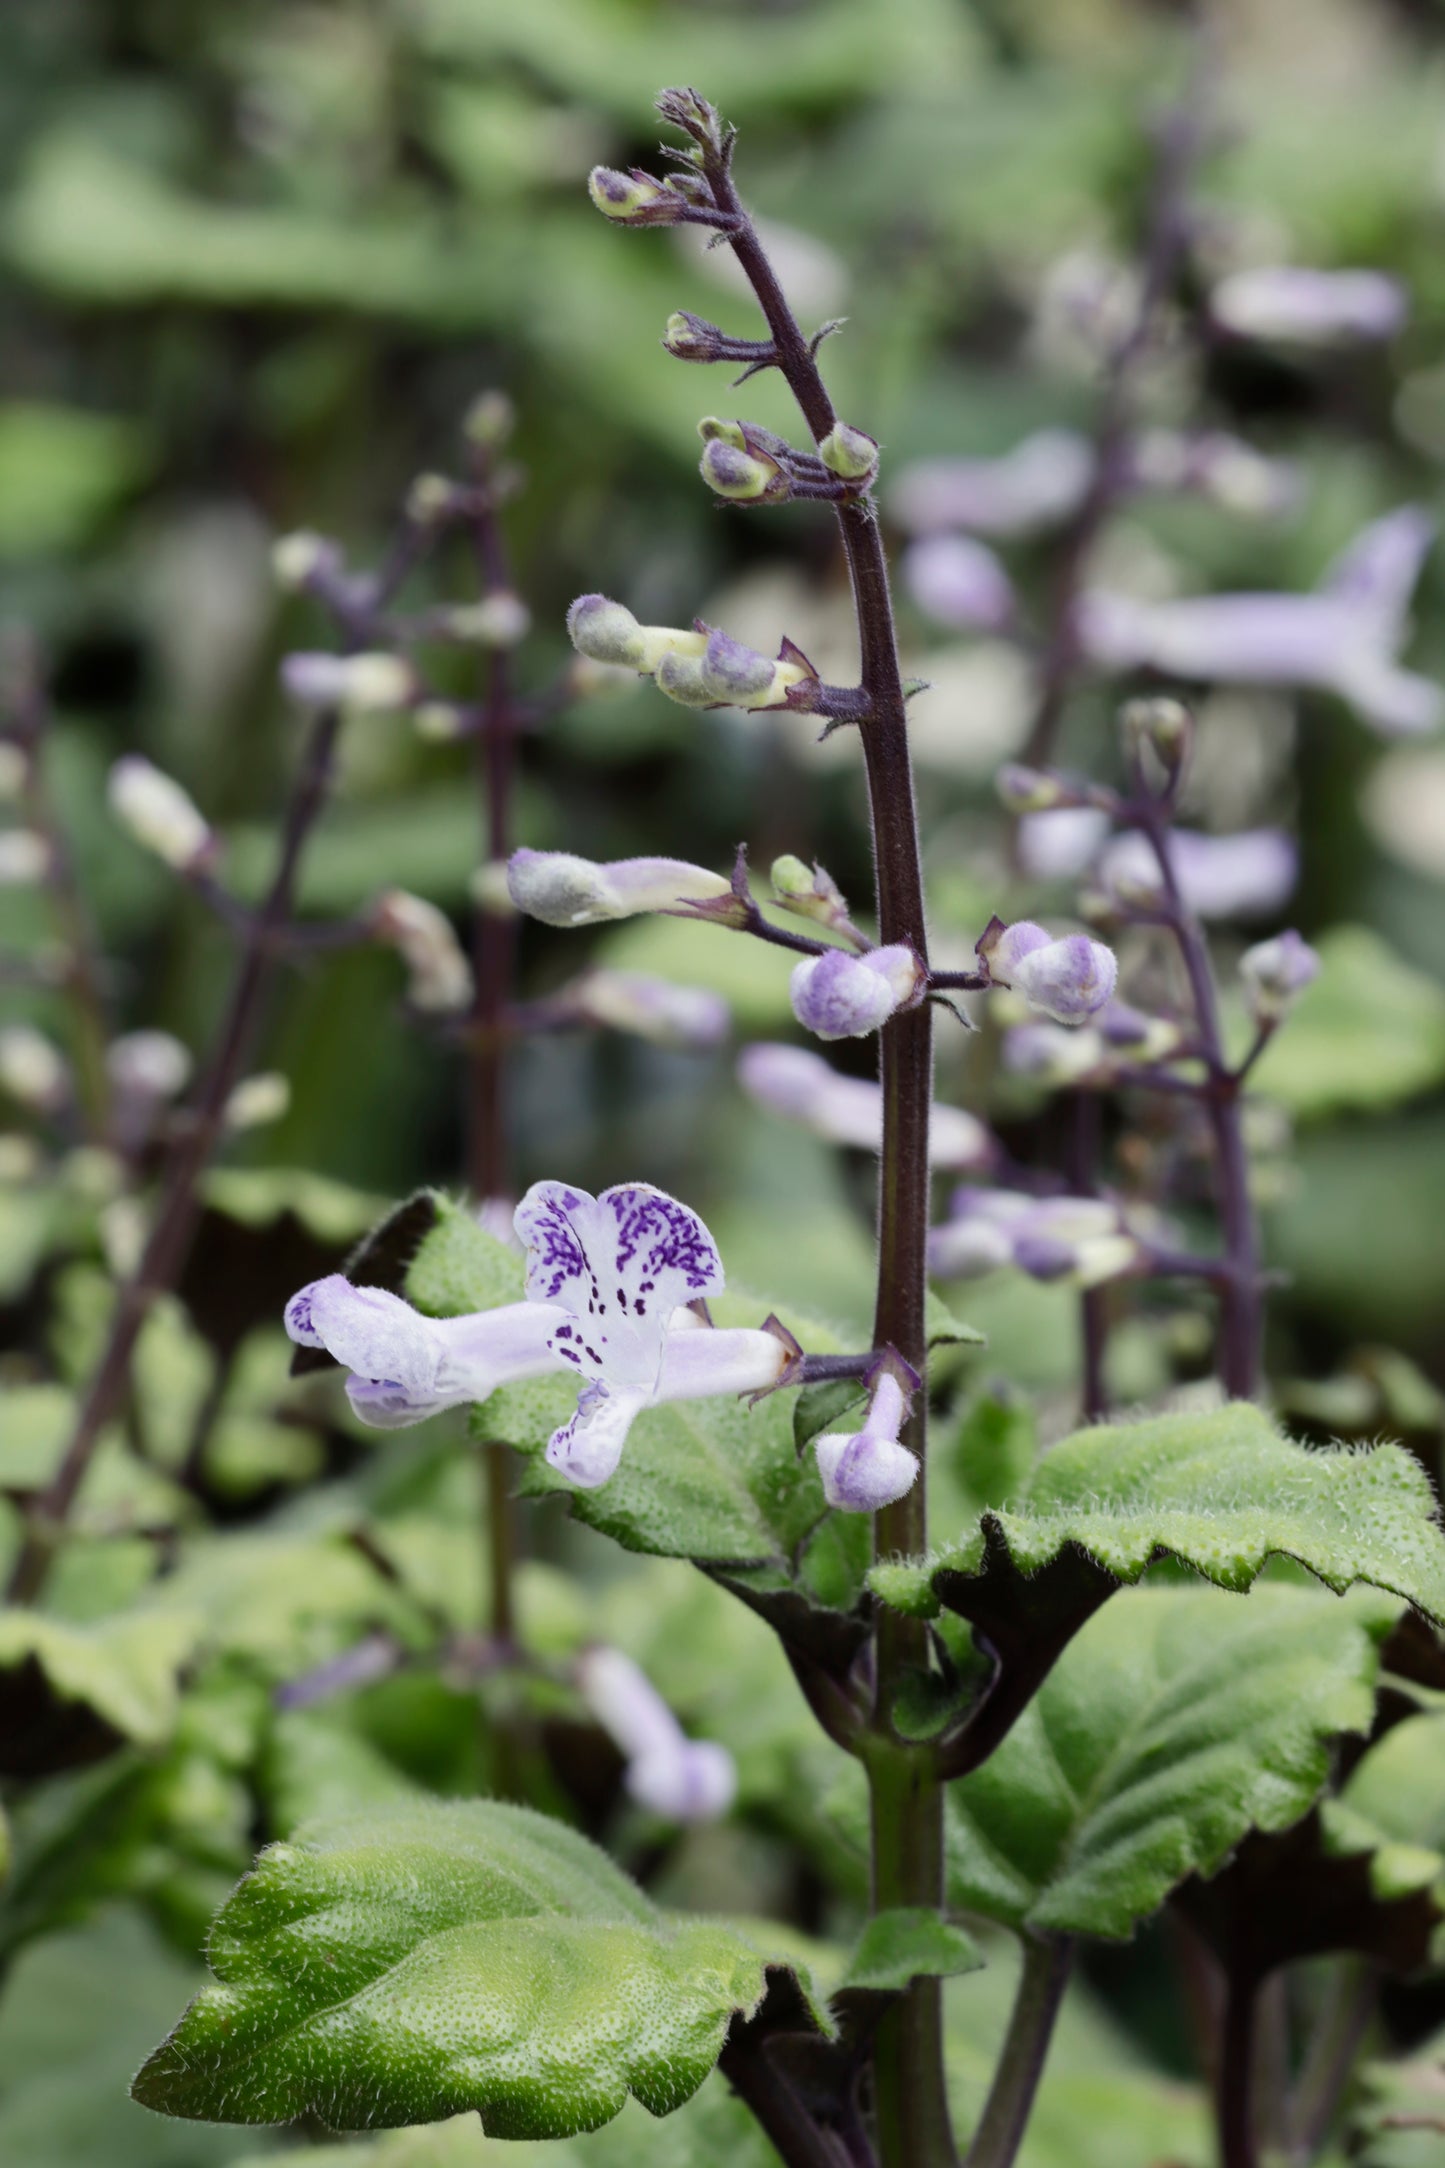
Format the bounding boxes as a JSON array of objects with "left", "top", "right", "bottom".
[
  {"left": 285, "top": 1181, "right": 790, "bottom": 1489},
  {"left": 812, "top": 1364, "right": 919, "bottom": 1512},
  {"left": 576, "top": 1646, "right": 736, "bottom": 1822},
  {"left": 1078, "top": 508, "right": 1440, "bottom": 738}
]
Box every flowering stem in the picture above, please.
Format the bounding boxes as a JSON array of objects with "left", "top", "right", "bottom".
[
  {"left": 1218, "top": 1971, "right": 1261, "bottom": 2168},
  {"left": 6, "top": 705, "right": 344, "bottom": 1606},
  {"left": 704, "top": 129, "right": 953, "bottom": 2168},
  {"left": 963, "top": 1935, "right": 1075, "bottom": 2168}
]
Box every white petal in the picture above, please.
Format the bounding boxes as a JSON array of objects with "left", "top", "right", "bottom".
[
  {"left": 626, "top": 1740, "right": 737, "bottom": 1822},
  {"left": 291, "top": 1276, "right": 442, "bottom": 1398},
  {"left": 545, "top": 1382, "right": 648, "bottom": 1489},
  {"left": 651, "top": 1326, "right": 789, "bottom": 1402}
]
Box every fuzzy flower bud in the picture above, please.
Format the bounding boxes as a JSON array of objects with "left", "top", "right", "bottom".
[
  {"left": 790, "top": 944, "right": 923, "bottom": 1041},
  {"left": 1003, "top": 1021, "right": 1107, "bottom": 1087},
  {"left": 271, "top": 530, "right": 341, "bottom": 592},
  {"left": 995, "top": 764, "right": 1075, "bottom": 815},
  {"left": 769, "top": 855, "right": 855, "bottom": 937},
  {"left": 0, "top": 1026, "right": 69, "bottom": 1112},
  {"left": 980, "top": 919, "right": 1117, "bottom": 1024},
  {"left": 654, "top": 649, "right": 716, "bottom": 708},
  {"left": 224, "top": 1073, "right": 290, "bottom": 1132},
  {"left": 564, "top": 969, "right": 729, "bottom": 1051},
  {"left": 463, "top": 390, "right": 515, "bottom": 447},
  {"left": 587, "top": 167, "right": 683, "bottom": 224},
  {"left": 1239, "top": 929, "right": 1321, "bottom": 1024},
  {"left": 507, "top": 849, "right": 731, "bottom": 927},
  {"left": 108, "top": 756, "right": 213, "bottom": 872},
  {"left": 700, "top": 436, "right": 787, "bottom": 503},
  {"left": 566, "top": 594, "right": 707, "bottom": 677},
  {"left": 371, "top": 890, "right": 473, "bottom": 1013},
  {"left": 0, "top": 742, "right": 29, "bottom": 801},
  {"left": 813, "top": 1369, "right": 919, "bottom": 1513},
  {"left": 0, "top": 829, "right": 51, "bottom": 885},
  {"left": 663, "top": 311, "right": 727, "bottom": 360},
  {"left": 818, "top": 422, "right": 879, "bottom": 482}
]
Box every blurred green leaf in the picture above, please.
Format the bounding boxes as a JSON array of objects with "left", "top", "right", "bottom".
[
  {"left": 1324, "top": 1711, "right": 1445, "bottom": 1902},
  {"left": 0, "top": 402, "right": 148, "bottom": 558}
]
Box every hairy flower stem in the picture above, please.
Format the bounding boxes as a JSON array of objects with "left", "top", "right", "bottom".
[
  {"left": 6, "top": 707, "right": 344, "bottom": 1607},
  {"left": 467, "top": 471, "right": 522, "bottom": 1662},
  {"left": 963, "top": 1935, "right": 1075, "bottom": 2168},
  {"left": 706, "top": 137, "right": 953, "bottom": 2168}
]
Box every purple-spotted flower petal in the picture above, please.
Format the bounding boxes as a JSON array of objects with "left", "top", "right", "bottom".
[
  {"left": 813, "top": 1372, "right": 919, "bottom": 1513},
  {"left": 789, "top": 945, "right": 923, "bottom": 1041}
]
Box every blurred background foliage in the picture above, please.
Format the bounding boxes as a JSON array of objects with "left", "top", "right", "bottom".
[{"left": 8, "top": 0, "right": 1445, "bottom": 2160}]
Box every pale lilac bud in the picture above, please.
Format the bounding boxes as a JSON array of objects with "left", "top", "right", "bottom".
[
  {"left": 978, "top": 919, "right": 1053, "bottom": 980},
  {"left": 1016, "top": 808, "right": 1110, "bottom": 882},
  {"left": 790, "top": 945, "right": 923, "bottom": 1041},
  {"left": 700, "top": 437, "right": 787, "bottom": 503},
  {"left": 1129, "top": 430, "right": 1299, "bottom": 518},
  {"left": 1121, "top": 695, "right": 1192, "bottom": 785},
  {"left": 903, "top": 535, "right": 1016, "bottom": 631},
  {"left": 1239, "top": 929, "right": 1321, "bottom": 1023},
  {"left": 927, "top": 1189, "right": 1033, "bottom": 1279},
  {"left": 444, "top": 594, "right": 531, "bottom": 648},
  {"left": 995, "top": 764, "right": 1076, "bottom": 815},
  {"left": 1212, "top": 267, "right": 1407, "bottom": 347},
  {"left": 106, "top": 1030, "right": 192, "bottom": 1103},
  {"left": 738, "top": 1042, "right": 991, "bottom": 1170},
  {"left": 0, "top": 829, "right": 51, "bottom": 885},
  {"left": 271, "top": 530, "right": 342, "bottom": 592},
  {"left": 0, "top": 1026, "right": 69, "bottom": 1112},
  {"left": 576, "top": 1647, "right": 735, "bottom": 1823},
  {"left": 1010, "top": 933, "right": 1117, "bottom": 1024},
  {"left": 1002, "top": 1022, "right": 1106, "bottom": 1085},
  {"left": 565, "top": 969, "right": 729, "bottom": 1051},
  {"left": 654, "top": 648, "right": 716, "bottom": 708},
  {"left": 507, "top": 850, "right": 731, "bottom": 927},
  {"left": 371, "top": 890, "right": 473, "bottom": 1013},
  {"left": 107, "top": 756, "right": 214, "bottom": 872},
  {"left": 0, "top": 742, "right": 28, "bottom": 800},
  {"left": 566, "top": 594, "right": 707, "bottom": 677},
  {"left": 224, "top": 1072, "right": 290, "bottom": 1131},
  {"left": 818, "top": 422, "right": 879, "bottom": 482},
  {"left": 888, "top": 429, "right": 1094, "bottom": 538},
  {"left": 813, "top": 1372, "right": 919, "bottom": 1513},
  {"left": 587, "top": 166, "right": 685, "bottom": 225},
  {"left": 281, "top": 651, "right": 413, "bottom": 714}
]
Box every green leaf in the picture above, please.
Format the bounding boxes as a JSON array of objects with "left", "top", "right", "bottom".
[
  {"left": 202, "top": 1166, "right": 385, "bottom": 1245},
  {"left": 1324, "top": 1712, "right": 1445, "bottom": 1900},
  {"left": 1352, "top": 2028, "right": 1445, "bottom": 2168},
  {"left": 0, "top": 400, "right": 149, "bottom": 559},
  {"left": 941, "top": 1583, "right": 1396, "bottom": 1939},
  {"left": 0, "top": 1607, "right": 203, "bottom": 1769},
  {"left": 133, "top": 1798, "right": 828, "bottom": 2135},
  {"left": 840, "top": 1907, "right": 983, "bottom": 1994},
  {"left": 1245, "top": 926, "right": 1445, "bottom": 1119},
  {"left": 406, "top": 1191, "right": 523, "bottom": 1316}
]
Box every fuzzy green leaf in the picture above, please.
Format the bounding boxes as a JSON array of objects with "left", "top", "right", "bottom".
[
  {"left": 1324, "top": 1711, "right": 1445, "bottom": 1901},
  {"left": 942, "top": 1582, "right": 1397, "bottom": 1939},
  {"left": 132, "top": 1799, "right": 828, "bottom": 2136},
  {"left": 840, "top": 1907, "right": 983, "bottom": 1994}
]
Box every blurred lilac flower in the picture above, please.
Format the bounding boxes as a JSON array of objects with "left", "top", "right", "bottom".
[
  {"left": 286, "top": 1182, "right": 789, "bottom": 1486},
  {"left": 790, "top": 945, "right": 923, "bottom": 1041},
  {"left": 1211, "top": 267, "right": 1408, "bottom": 347},
  {"left": 929, "top": 1187, "right": 1144, "bottom": 1288},
  {"left": 1097, "top": 827, "right": 1297, "bottom": 919},
  {"left": 1126, "top": 430, "right": 1299, "bottom": 518},
  {"left": 576, "top": 1646, "right": 736, "bottom": 1823},
  {"left": 902, "top": 534, "right": 1017, "bottom": 631},
  {"left": 1078, "top": 508, "right": 1441, "bottom": 737},
  {"left": 813, "top": 1367, "right": 919, "bottom": 1512},
  {"left": 889, "top": 429, "right": 1094, "bottom": 539},
  {"left": 738, "top": 1042, "right": 992, "bottom": 1170},
  {"left": 1016, "top": 807, "right": 1111, "bottom": 882},
  {"left": 561, "top": 969, "right": 730, "bottom": 1051}
]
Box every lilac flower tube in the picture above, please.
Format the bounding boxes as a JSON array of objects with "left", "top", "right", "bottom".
[
  {"left": 576, "top": 1646, "right": 736, "bottom": 1822},
  {"left": 738, "top": 1042, "right": 992, "bottom": 1170}
]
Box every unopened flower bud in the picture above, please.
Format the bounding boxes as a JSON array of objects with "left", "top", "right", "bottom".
[
  {"left": 1122, "top": 696, "right": 1192, "bottom": 785},
  {"left": 463, "top": 390, "right": 515, "bottom": 447},
  {"left": 1239, "top": 929, "right": 1320, "bottom": 1024},
  {"left": 1003, "top": 1021, "right": 1106, "bottom": 1086},
  {"left": 108, "top": 756, "right": 213, "bottom": 872},
  {"left": 281, "top": 651, "right": 414, "bottom": 714},
  {"left": 700, "top": 436, "right": 787, "bottom": 503},
  {"left": 587, "top": 167, "right": 682, "bottom": 224},
  {"left": 565, "top": 969, "right": 729, "bottom": 1051},
  {"left": 444, "top": 594, "right": 531, "bottom": 648},
  {"left": 0, "top": 829, "right": 51, "bottom": 885},
  {"left": 996, "top": 764, "right": 1074, "bottom": 814},
  {"left": 413, "top": 701, "right": 469, "bottom": 742},
  {"left": 224, "top": 1072, "right": 290, "bottom": 1131},
  {"left": 655, "top": 649, "right": 716, "bottom": 708},
  {"left": 813, "top": 1370, "right": 919, "bottom": 1513},
  {"left": 1017, "top": 808, "right": 1111, "bottom": 883},
  {"left": 566, "top": 594, "right": 707, "bottom": 678},
  {"left": 980, "top": 919, "right": 1117, "bottom": 1025},
  {"left": 663, "top": 311, "right": 726, "bottom": 360},
  {"left": 107, "top": 1030, "right": 192, "bottom": 1102},
  {"left": 507, "top": 849, "right": 730, "bottom": 927},
  {"left": 406, "top": 473, "right": 463, "bottom": 525},
  {"left": 697, "top": 417, "right": 748, "bottom": 450},
  {"left": 740, "top": 1041, "right": 991, "bottom": 1169},
  {"left": 696, "top": 628, "right": 774, "bottom": 706},
  {"left": 790, "top": 944, "right": 923, "bottom": 1041},
  {"left": 818, "top": 422, "right": 879, "bottom": 482},
  {"left": 0, "top": 742, "right": 28, "bottom": 800},
  {"left": 0, "top": 1026, "right": 69, "bottom": 1112},
  {"left": 372, "top": 890, "right": 473, "bottom": 1013},
  {"left": 272, "top": 530, "right": 341, "bottom": 592},
  {"left": 769, "top": 854, "right": 855, "bottom": 937}
]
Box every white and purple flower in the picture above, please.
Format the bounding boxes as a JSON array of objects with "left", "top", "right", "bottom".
[
  {"left": 285, "top": 1181, "right": 790, "bottom": 1490},
  {"left": 812, "top": 1365, "right": 919, "bottom": 1513}
]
